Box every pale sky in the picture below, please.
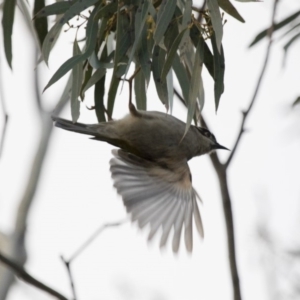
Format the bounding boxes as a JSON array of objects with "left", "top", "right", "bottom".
[{"left": 1, "top": 1, "right": 300, "bottom": 300}]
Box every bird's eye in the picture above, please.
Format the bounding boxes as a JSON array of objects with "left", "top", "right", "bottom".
[{"left": 204, "top": 131, "right": 210, "bottom": 137}]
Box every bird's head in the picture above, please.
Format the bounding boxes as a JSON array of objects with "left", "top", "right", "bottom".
[{"left": 196, "top": 127, "right": 229, "bottom": 155}]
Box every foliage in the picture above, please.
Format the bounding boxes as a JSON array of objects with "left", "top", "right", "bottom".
[
  {"left": 249, "top": 7, "right": 300, "bottom": 106},
  {"left": 2, "top": 0, "right": 247, "bottom": 126}
]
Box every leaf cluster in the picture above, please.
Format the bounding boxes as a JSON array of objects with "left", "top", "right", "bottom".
[
  {"left": 249, "top": 7, "right": 300, "bottom": 106},
  {"left": 2, "top": 0, "right": 247, "bottom": 125}
]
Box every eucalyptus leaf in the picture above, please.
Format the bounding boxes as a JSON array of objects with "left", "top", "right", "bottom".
[
  {"left": 154, "top": 0, "right": 177, "bottom": 45},
  {"left": 185, "top": 40, "right": 204, "bottom": 135},
  {"left": 93, "top": 1, "right": 118, "bottom": 20},
  {"left": 190, "top": 25, "right": 214, "bottom": 78},
  {"left": 292, "top": 96, "right": 300, "bottom": 107},
  {"left": 218, "top": 0, "right": 245, "bottom": 23},
  {"left": 166, "top": 70, "right": 174, "bottom": 114},
  {"left": 207, "top": 0, "right": 223, "bottom": 53},
  {"left": 80, "top": 64, "right": 93, "bottom": 100},
  {"left": 134, "top": 68, "right": 147, "bottom": 110},
  {"left": 33, "top": 0, "right": 48, "bottom": 48},
  {"left": 172, "top": 53, "right": 189, "bottom": 104},
  {"left": 152, "top": 45, "right": 169, "bottom": 108},
  {"left": 107, "top": 6, "right": 133, "bottom": 116},
  {"left": 82, "top": 68, "right": 106, "bottom": 95},
  {"left": 71, "top": 39, "right": 83, "bottom": 123},
  {"left": 94, "top": 75, "right": 106, "bottom": 122},
  {"left": 42, "top": 0, "right": 99, "bottom": 64},
  {"left": 2, "top": 0, "right": 16, "bottom": 68},
  {"left": 283, "top": 32, "right": 300, "bottom": 65},
  {"left": 249, "top": 10, "right": 300, "bottom": 47},
  {"left": 136, "top": 25, "right": 152, "bottom": 85},
  {"left": 161, "top": 27, "right": 188, "bottom": 81},
  {"left": 211, "top": 33, "right": 225, "bottom": 111},
  {"left": 34, "top": 0, "right": 77, "bottom": 19},
  {"left": 43, "top": 5, "right": 99, "bottom": 91},
  {"left": 123, "top": 0, "right": 150, "bottom": 80}
]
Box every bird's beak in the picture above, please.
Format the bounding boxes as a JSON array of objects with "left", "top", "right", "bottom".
[{"left": 214, "top": 143, "right": 230, "bottom": 151}]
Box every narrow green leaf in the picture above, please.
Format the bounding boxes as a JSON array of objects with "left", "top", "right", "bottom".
[
  {"left": 166, "top": 70, "right": 174, "bottom": 114},
  {"left": 292, "top": 96, "right": 300, "bottom": 107},
  {"left": 43, "top": 5, "right": 99, "bottom": 91},
  {"left": 2, "top": 0, "right": 16, "bottom": 68},
  {"left": 93, "top": 1, "right": 118, "bottom": 20},
  {"left": 82, "top": 68, "right": 106, "bottom": 95},
  {"left": 71, "top": 39, "right": 83, "bottom": 123},
  {"left": 207, "top": 0, "right": 223, "bottom": 53},
  {"left": 211, "top": 33, "right": 225, "bottom": 111},
  {"left": 185, "top": 40, "right": 204, "bottom": 134},
  {"left": 278, "top": 22, "right": 300, "bottom": 40},
  {"left": 152, "top": 45, "right": 168, "bottom": 108},
  {"left": 134, "top": 67, "right": 147, "bottom": 110},
  {"left": 249, "top": 10, "right": 300, "bottom": 47},
  {"left": 107, "top": 77, "right": 120, "bottom": 117},
  {"left": 33, "top": 0, "right": 48, "bottom": 48},
  {"left": 154, "top": 0, "right": 177, "bottom": 45},
  {"left": 172, "top": 53, "right": 189, "bottom": 104},
  {"left": 94, "top": 75, "right": 106, "bottom": 122},
  {"left": 179, "top": 0, "right": 192, "bottom": 51},
  {"left": 283, "top": 32, "right": 300, "bottom": 64},
  {"left": 136, "top": 24, "right": 151, "bottom": 85},
  {"left": 107, "top": 6, "right": 132, "bottom": 116},
  {"left": 34, "top": 1, "right": 77, "bottom": 19},
  {"left": 218, "top": 0, "right": 245, "bottom": 23},
  {"left": 80, "top": 63, "right": 93, "bottom": 99},
  {"left": 161, "top": 27, "right": 188, "bottom": 80},
  {"left": 164, "top": 19, "right": 179, "bottom": 50},
  {"left": 42, "top": 0, "right": 99, "bottom": 64},
  {"left": 123, "top": 0, "right": 150, "bottom": 79},
  {"left": 190, "top": 25, "right": 214, "bottom": 78}
]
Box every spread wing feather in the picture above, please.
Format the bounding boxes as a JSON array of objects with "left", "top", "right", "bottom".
[{"left": 110, "top": 149, "right": 203, "bottom": 252}]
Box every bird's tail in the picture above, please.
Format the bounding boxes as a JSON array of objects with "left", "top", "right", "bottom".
[{"left": 52, "top": 116, "right": 100, "bottom": 136}]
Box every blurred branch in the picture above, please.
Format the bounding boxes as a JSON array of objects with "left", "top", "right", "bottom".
[
  {"left": 60, "top": 220, "right": 127, "bottom": 300},
  {"left": 69, "top": 220, "right": 127, "bottom": 262},
  {"left": 225, "top": 0, "right": 280, "bottom": 169},
  {"left": 61, "top": 256, "right": 77, "bottom": 300},
  {"left": 0, "top": 50, "right": 69, "bottom": 298},
  {"left": 0, "top": 54, "right": 9, "bottom": 159},
  {"left": 0, "top": 251, "right": 69, "bottom": 300}
]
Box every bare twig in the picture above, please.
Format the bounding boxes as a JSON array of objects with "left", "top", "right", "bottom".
[
  {"left": 59, "top": 220, "right": 127, "bottom": 300},
  {"left": 61, "top": 256, "right": 77, "bottom": 300},
  {"left": 225, "top": 0, "right": 280, "bottom": 169},
  {"left": 0, "top": 251, "right": 69, "bottom": 300},
  {"left": 68, "top": 220, "right": 127, "bottom": 262},
  {"left": 0, "top": 54, "right": 9, "bottom": 158}
]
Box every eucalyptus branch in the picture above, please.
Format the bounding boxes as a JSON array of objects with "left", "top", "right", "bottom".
[
  {"left": 0, "top": 51, "right": 70, "bottom": 299},
  {"left": 68, "top": 220, "right": 127, "bottom": 262},
  {"left": 60, "top": 220, "right": 127, "bottom": 300},
  {"left": 0, "top": 251, "right": 69, "bottom": 300},
  {"left": 225, "top": 0, "right": 280, "bottom": 169},
  {"left": 0, "top": 54, "right": 9, "bottom": 159}
]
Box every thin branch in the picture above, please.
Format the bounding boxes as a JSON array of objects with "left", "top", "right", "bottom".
[
  {"left": 68, "top": 220, "right": 127, "bottom": 262},
  {"left": 0, "top": 51, "right": 70, "bottom": 299},
  {"left": 0, "top": 251, "right": 69, "bottom": 300},
  {"left": 225, "top": 0, "right": 280, "bottom": 169},
  {"left": 61, "top": 256, "right": 77, "bottom": 300},
  {"left": 59, "top": 220, "right": 127, "bottom": 300},
  {"left": 0, "top": 54, "right": 9, "bottom": 158}
]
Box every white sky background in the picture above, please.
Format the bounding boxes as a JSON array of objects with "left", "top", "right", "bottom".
[{"left": 1, "top": 1, "right": 300, "bottom": 300}]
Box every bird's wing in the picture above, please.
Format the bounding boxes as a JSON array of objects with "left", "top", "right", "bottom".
[{"left": 109, "top": 149, "right": 204, "bottom": 252}]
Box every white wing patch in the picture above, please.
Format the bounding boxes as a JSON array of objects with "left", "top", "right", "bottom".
[{"left": 110, "top": 149, "right": 203, "bottom": 252}]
